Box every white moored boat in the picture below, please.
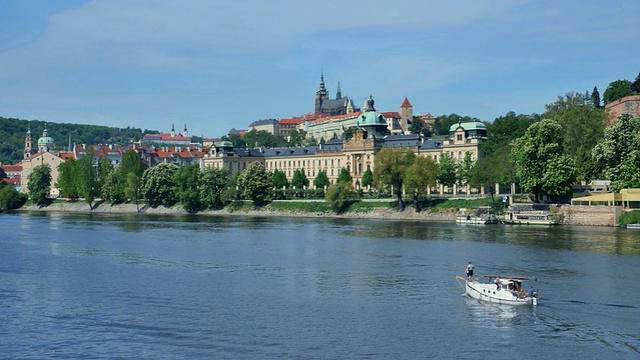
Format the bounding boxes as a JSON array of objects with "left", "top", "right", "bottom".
[{"left": 455, "top": 274, "right": 538, "bottom": 306}]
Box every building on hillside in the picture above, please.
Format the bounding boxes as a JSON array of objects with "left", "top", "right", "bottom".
[
  {"left": 605, "top": 95, "right": 640, "bottom": 124},
  {"left": 21, "top": 127, "right": 71, "bottom": 197},
  {"left": 315, "top": 73, "right": 359, "bottom": 116},
  {"left": 73, "top": 144, "right": 129, "bottom": 167},
  {"left": 1, "top": 163, "right": 22, "bottom": 192},
  {"left": 204, "top": 102, "right": 487, "bottom": 193},
  {"left": 248, "top": 119, "right": 279, "bottom": 135},
  {"left": 278, "top": 117, "right": 302, "bottom": 139},
  {"left": 135, "top": 145, "right": 208, "bottom": 168},
  {"left": 141, "top": 124, "right": 191, "bottom": 145}
]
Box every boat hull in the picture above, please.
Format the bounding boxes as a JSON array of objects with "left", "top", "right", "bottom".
[
  {"left": 464, "top": 281, "right": 537, "bottom": 306},
  {"left": 456, "top": 215, "right": 499, "bottom": 225}
]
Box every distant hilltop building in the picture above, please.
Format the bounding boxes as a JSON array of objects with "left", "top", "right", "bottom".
[
  {"left": 315, "top": 73, "right": 359, "bottom": 116},
  {"left": 142, "top": 124, "right": 191, "bottom": 145}
]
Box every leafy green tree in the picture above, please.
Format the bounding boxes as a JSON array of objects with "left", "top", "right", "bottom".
[
  {"left": 173, "top": 164, "right": 202, "bottom": 213},
  {"left": 435, "top": 152, "right": 457, "bottom": 191},
  {"left": 510, "top": 119, "right": 576, "bottom": 202},
  {"left": 55, "top": 158, "right": 78, "bottom": 199},
  {"left": 76, "top": 147, "right": 98, "bottom": 210},
  {"left": 591, "top": 86, "right": 601, "bottom": 108},
  {"left": 455, "top": 151, "right": 475, "bottom": 190},
  {"left": 237, "top": 162, "right": 272, "bottom": 206},
  {"left": 272, "top": 169, "right": 289, "bottom": 189},
  {"left": 97, "top": 157, "right": 113, "bottom": 195},
  {"left": 592, "top": 113, "right": 640, "bottom": 192},
  {"left": 243, "top": 129, "right": 280, "bottom": 148},
  {"left": 221, "top": 133, "right": 246, "bottom": 149},
  {"left": 434, "top": 114, "right": 479, "bottom": 136},
  {"left": 0, "top": 168, "right": 6, "bottom": 179},
  {"left": 0, "top": 182, "right": 27, "bottom": 210},
  {"left": 124, "top": 172, "right": 142, "bottom": 211},
  {"left": 336, "top": 167, "right": 353, "bottom": 185},
  {"left": 28, "top": 164, "right": 52, "bottom": 206},
  {"left": 404, "top": 155, "right": 437, "bottom": 211},
  {"left": 373, "top": 148, "right": 415, "bottom": 211},
  {"left": 287, "top": 129, "right": 307, "bottom": 147},
  {"left": 408, "top": 118, "right": 425, "bottom": 135},
  {"left": 313, "top": 169, "right": 330, "bottom": 189},
  {"left": 324, "top": 182, "right": 356, "bottom": 214},
  {"left": 101, "top": 171, "right": 122, "bottom": 203},
  {"left": 603, "top": 79, "right": 639, "bottom": 104},
  {"left": 290, "top": 169, "right": 309, "bottom": 189},
  {"left": 200, "top": 166, "right": 230, "bottom": 209},
  {"left": 631, "top": 72, "right": 640, "bottom": 93},
  {"left": 361, "top": 167, "right": 374, "bottom": 189},
  {"left": 543, "top": 92, "right": 606, "bottom": 162},
  {"left": 140, "top": 163, "right": 178, "bottom": 207}
]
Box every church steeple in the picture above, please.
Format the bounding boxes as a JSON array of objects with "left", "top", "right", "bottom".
[
  {"left": 24, "top": 127, "right": 33, "bottom": 159},
  {"left": 336, "top": 81, "right": 342, "bottom": 100},
  {"left": 315, "top": 72, "right": 329, "bottom": 114}
]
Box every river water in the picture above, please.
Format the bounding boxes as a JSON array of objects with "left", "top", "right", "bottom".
[{"left": 1, "top": 211, "right": 639, "bottom": 359}]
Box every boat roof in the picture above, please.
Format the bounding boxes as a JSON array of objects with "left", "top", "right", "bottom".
[{"left": 482, "top": 275, "right": 537, "bottom": 282}]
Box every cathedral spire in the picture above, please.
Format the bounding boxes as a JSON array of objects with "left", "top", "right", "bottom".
[
  {"left": 317, "top": 72, "right": 328, "bottom": 96},
  {"left": 336, "top": 81, "right": 342, "bottom": 100}
]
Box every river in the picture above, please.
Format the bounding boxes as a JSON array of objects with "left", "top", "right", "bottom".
[{"left": 1, "top": 211, "right": 639, "bottom": 359}]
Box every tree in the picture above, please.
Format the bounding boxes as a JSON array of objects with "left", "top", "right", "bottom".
[
  {"left": 97, "top": 157, "right": 113, "bottom": 196},
  {"left": 336, "top": 167, "right": 353, "bottom": 185},
  {"left": 373, "top": 148, "right": 415, "bottom": 211},
  {"left": 313, "top": 169, "right": 330, "bottom": 189},
  {"left": 0, "top": 182, "right": 27, "bottom": 210},
  {"left": 140, "top": 163, "right": 178, "bottom": 207},
  {"left": 272, "top": 169, "right": 289, "bottom": 189},
  {"left": 200, "top": 166, "right": 230, "bottom": 209},
  {"left": 591, "top": 86, "right": 601, "bottom": 108},
  {"left": 173, "top": 164, "right": 202, "bottom": 213},
  {"left": 324, "top": 182, "right": 356, "bottom": 214},
  {"left": 455, "top": 152, "right": 475, "bottom": 190},
  {"left": 28, "top": 164, "right": 52, "bottom": 206},
  {"left": 592, "top": 113, "right": 640, "bottom": 192},
  {"left": 435, "top": 152, "right": 457, "bottom": 191},
  {"left": 124, "top": 172, "right": 142, "bottom": 211},
  {"left": 237, "top": 162, "right": 272, "bottom": 206},
  {"left": 631, "top": 72, "right": 640, "bottom": 93},
  {"left": 404, "top": 155, "right": 437, "bottom": 211},
  {"left": 0, "top": 167, "right": 6, "bottom": 179},
  {"left": 510, "top": 119, "right": 576, "bottom": 202},
  {"left": 290, "top": 169, "right": 309, "bottom": 189},
  {"left": 603, "top": 79, "right": 638, "bottom": 104},
  {"left": 55, "top": 158, "right": 78, "bottom": 199},
  {"left": 76, "top": 147, "right": 99, "bottom": 210},
  {"left": 543, "top": 92, "right": 606, "bottom": 159},
  {"left": 288, "top": 129, "right": 307, "bottom": 146},
  {"left": 361, "top": 167, "right": 374, "bottom": 189}
]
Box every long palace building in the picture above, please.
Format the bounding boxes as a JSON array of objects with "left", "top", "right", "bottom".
[{"left": 203, "top": 96, "right": 486, "bottom": 190}]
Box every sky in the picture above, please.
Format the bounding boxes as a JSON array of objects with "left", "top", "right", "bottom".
[{"left": 1, "top": 0, "right": 639, "bottom": 139}]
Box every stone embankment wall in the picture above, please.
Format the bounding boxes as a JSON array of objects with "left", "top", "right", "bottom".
[{"left": 557, "top": 205, "right": 621, "bottom": 227}]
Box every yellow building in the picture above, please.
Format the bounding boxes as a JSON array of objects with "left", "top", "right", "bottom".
[{"left": 203, "top": 97, "right": 486, "bottom": 190}]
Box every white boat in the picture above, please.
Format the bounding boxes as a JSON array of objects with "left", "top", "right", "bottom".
[
  {"left": 455, "top": 275, "right": 538, "bottom": 306},
  {"left": 627, "top": 223, "right": 640, "bottom": 230},
  {"left": 501, "top": 211, "right": 561, "bottom": 225},
  {"left": 456, "top": 214, "right": 499, "bottom": 225}
]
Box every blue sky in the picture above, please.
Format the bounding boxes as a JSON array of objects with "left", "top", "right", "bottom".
[{"left": 1, "top": 0, "right": 638, "bottom": 138}]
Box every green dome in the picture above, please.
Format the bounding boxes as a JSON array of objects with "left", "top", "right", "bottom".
[
  {"left": 358, "top": 111, "right": 387, "bottom": 127},
  {"left": 215, "top": 141, "right": 233, "bottom": 148},
  {"left": 38, "top": 136, "right": 54, "bottom": 144},
  {"left": 449, "top": 121, "right": 486, "bottom": 132}
]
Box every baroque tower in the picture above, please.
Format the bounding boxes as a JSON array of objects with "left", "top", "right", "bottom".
[{"left": 24, "top": 127, "right": 33, "bottom": 159}]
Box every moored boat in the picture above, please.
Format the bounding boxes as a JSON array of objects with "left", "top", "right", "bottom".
[
  {"left": 627, "top": 223, "right": 640, "bottom": 230},
  {"left": 501, "top": 211, "right": 561, "bottom": 225},
  {"left": 456, "top": 214, "right": 499, "bottom": 225},
  {"left": 455, "top": 274, "right": 538, "bottom": 306}
]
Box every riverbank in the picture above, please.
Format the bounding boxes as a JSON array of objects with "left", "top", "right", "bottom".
[{"left": 19, "top": 201, "right": 457, "bottom": 222}]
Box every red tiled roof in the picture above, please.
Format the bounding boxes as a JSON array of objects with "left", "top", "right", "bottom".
[
  {"left": 142, "top": 133, "right": 190, "bottom": 141},
  {"left": 382, "top": 112, "right": 401, "bottom": 118},
  {"left": 279, "top": 117, "right": 303, "bottom": 124},
  {"left": 313, "top": 111, "right": 362, "bottom": 124},
  {"left": 400, "top": 97, "right": 412, "bottom": 108},
  {"left": 1, "top": 164, "right": 22, "bottom": 172}
]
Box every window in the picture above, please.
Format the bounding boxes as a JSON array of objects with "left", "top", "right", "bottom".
[{"left": 457, "top": 134, "right": 463, "bottom": 141}]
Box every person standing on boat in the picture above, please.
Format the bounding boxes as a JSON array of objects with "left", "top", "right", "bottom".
[
  {"left": 465, "top": 262, "right": 475, "bottom": 282},
  {"left": 495, "top": 276, "right": 502, "bottom": 290}
]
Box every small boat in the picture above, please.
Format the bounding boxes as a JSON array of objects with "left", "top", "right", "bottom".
[
  {"left": 627, "top": 223, "right": 640, "bottom": 230},
  {"left": 456, "top": 213, "right": 499, "bottom": 225},
  {"left": 455, "top": 274, "right": 538, "bottom": 306},
  {"left": 501, "top": 211, "right": 561, "bottom": 225}
]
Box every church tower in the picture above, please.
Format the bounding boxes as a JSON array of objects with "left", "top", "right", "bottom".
[
  {"left": 315, "top": 72, "right": 329, "bottom": 114},
  {"left": 36, "top": 125, "right": 55, "bottom": 153},
  {"left": 24, "top": 127, "right": 33, "bottom": 159},
  {"left": 183, "top": 123, "right": 188, "bottom": 137},
  {"left": 399, "top": 97, "right": 413, "bottom": 133},
  {"left": 336, "top": 81, "right": 342, "bottom": 100}
]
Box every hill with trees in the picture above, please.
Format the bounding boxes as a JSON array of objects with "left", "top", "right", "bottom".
[{"left": 0, "top": 116, "right": 158, "bottom": 164}]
